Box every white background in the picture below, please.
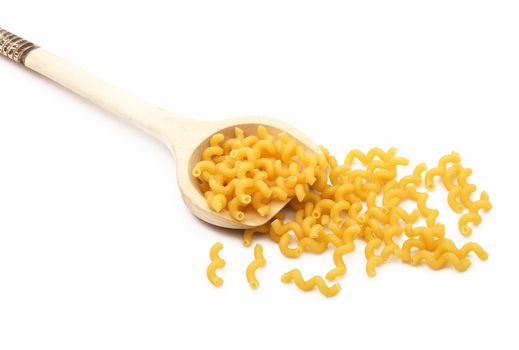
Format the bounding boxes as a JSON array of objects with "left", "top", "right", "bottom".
[{"left": 1, "top": 1, "right": 518, "bottom": 349}]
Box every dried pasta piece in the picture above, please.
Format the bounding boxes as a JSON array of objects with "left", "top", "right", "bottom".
[
  {"left": 424, "top": 152, "right": 461, "bottom": 190},
  {"left": 243, "top": 223, "right": 270, "bottom": 247},
  {"left": 207, "top": 242, "right": 225, "bottom": 287},
  {"left": 399, "top": 163, "right": 426, "bottom": 189},
  {"left": 199, "top": 140, "right": 492, "bottom": 297},
  {"left": 299, "top": 237, "right": 328, "bottom": 254},
  {"left": 246, "top": 244, "right": 267, "bottom": 289},
  {"left": 447, "top": 186, "right": 464, "bottom": 213},
  {"left": 459, "top": 212, "right": 483, "bottom": 236},
  {"left": 460, "top": 184, "right": 478, "bottom": 209},
  {"left": 442, "top": 165, "right": 459, "bottom": 191},
  {"left": 326, "top": 240, "right": 356, "bottom": 281},
  {"left": 459, "top": 185, "right": 492, "bottom": 237},
  {"left": 194, "top": 126, "right": 321, "bottom": 219},
  {"left": 278, "top": 233, "right": 303, "bottom": 258},
  {"left": 281, "top": 269, "right": 341, "bottom": 297},
  {"left": 433, "top": 240, "right": 488, "bottom": 260},
  {"left": 364, "top": 238, "right": 398, "bottom": 277},
  {"left": 411, "top": 251, "right": 471, "bottom": 272}
]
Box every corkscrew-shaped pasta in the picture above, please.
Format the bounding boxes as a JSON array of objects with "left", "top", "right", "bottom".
[
  {"left": 246, "top": 244, "right": 267, "bottom": 289},
  {"left": 207, "top": 242, "right": 226, "bottom": 287},
  {"left": 458, "top": 191, "right": 492, "bottom": 236},
  {"left": 194, "top": 126, "right": 325, "bottom": 220},
  {"left": 343, "top": 147, "right": 398, "bottom": 167},
  {"left": 410, "top": 251, "right": 471, "bottom": 272},
  {"left": 458, "top": 212, "right": 483, "bottom": 236},
  {"left": 364, "top": 238, "right": 398, "bottom": 277},
  {"left": 281, "top": 269, "right": 341, "bottom": 297},
  {"left": 442, "top": 165, "right": 459, "bottom": 191},
  {"left": 432, "top": 239, "right": 488, "bottom": 260},
  {"left": 424, "top": 152, "right": 461, "bottom": 191},
  {"left": 326, "top": 240, "right": 356, "bottom": 281},
  {"left": 243, "top": 223, "right": 270, "bottom": 247},
  {"left": 198, "top": 133, "right": 492, "bottom": 297},
  {"left": 447, "top": 186, "right": 464, "bottom": 213},
  {"left": 399, "top": 163, "right": 426, "bottom": 189},
  {"left": 278, "top": 233, "right": 303, "bottom": 258}
]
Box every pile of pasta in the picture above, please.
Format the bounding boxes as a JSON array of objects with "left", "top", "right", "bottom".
[
  {"left": 192, "top": 126, "right": 324, "bottom": 221},
  {"left": 198, "top": 127, "right": 492, "bottom": 297}
]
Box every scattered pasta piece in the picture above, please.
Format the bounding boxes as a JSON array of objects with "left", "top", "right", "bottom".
[
  {"left": 281, "top": 269, "right": 341, "bottom": 298},
  {"left": 198, "top": 128, "right": 492, "bottom": 297},
  {"left": 246, "top": 244, "right": 267, "bottom": 289},
  {"left": 207, "top": 242, "right": 225, "bottom": 287}
]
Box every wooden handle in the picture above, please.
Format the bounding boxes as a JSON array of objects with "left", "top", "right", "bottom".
[
  {"left": 0, "top": 27, "right": 39, "bottom": 64},
  {"left": 1, "top": 27, "right": 188, "bottom": 144}
]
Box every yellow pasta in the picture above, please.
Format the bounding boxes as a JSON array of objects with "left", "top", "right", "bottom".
[
  {"left": 234, "top": 179, "right": 253, "bottom": 205},
  {"left": 271, "top": 219, "right": 304, "bottom": 240},
  {"left": 207, "top": 242, "right": 225, "bottom": 287},
  {"left": 442, "top": 165, "right": 459, "bottom": 191},
  {"left": 299, "top": 237, "right": 328, "bottom": 254},
  {"left": 458, "top": 191, "right": 492, "bottom": 236},
  {"left": 460, "top": 184, "right": 477, "bottom": 208},
  {"left": 366, "top": 243, "right": 398, "bottom": 278},
  {"left": 447, "top": 186, "right": 464, "bottom": 213},
  {"left": 278, "top": 233, "right": 303, "bottom": 258},
  {"left": 326, "top": 240, "right": 356, "bottom": 281},
  {"left": 459, "top": 212, "right": 482, "bottom": 236},
  {"left": 410, "top": 251, "right": 471, "bottom": 272},
  {"left": 458, "top": 167, "right": 473, "bottom": 188},
  {"left": 194, "top": 126, "right": 323, "bottom": 219},
  {"left": 281, "top": 269, "right": 341, "bottom": 297},
  {"left": 197, "top": 130, "right": 492, "bottom": 297},
  {"left": 432, "top": 239, "right": 488, "bottom": 260},
  {"left": 243, "top": 223, "right": 270, "bottom": 247},
  {"left": 228, "top": 197, "right": 245, "bottom": 221},
  {"left": 246, "top": 244, "right": 267, "bottom": 289},
  {"left": 399, "top": 163, "right": 426, "bottom": 189},
  {"left": 348, "top": 202, "right": 368, "bottom": 224},
  {"left": 424, "top": 152, "right": 460, "bottom": 191}
]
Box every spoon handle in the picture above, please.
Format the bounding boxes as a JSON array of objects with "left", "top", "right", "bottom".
[{"left": 1, "top": 27, "right": 184, "bottom": 142}]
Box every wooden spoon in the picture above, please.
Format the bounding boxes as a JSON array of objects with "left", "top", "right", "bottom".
[{"left": 0, "top": 28, "right": 318, "bottom": 229}]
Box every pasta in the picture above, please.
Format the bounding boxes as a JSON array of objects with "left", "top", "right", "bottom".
[
  {"left": 243, "top": 223, "right": 270, "bottom": 247},
  {"left": 197, "top": 128, "right": 492, "bottom": 297},
  {"left": 423, "top": 153, "right": 492, "bottom": 235},
  {"left": 246, "top": 244, "right": 267, "bottom": 289},
  {"left": 410, "top": 251, "right": 472, "bottom": 272},
  {"left": 424, "top": 152, "right": 461, "bottom": 191},
  {"left": 207, "top": 242, "right": 226, "bottom": 287},
  {"left": 281, "top": 269, "right": 341, "bottom": 297},
  {"left": 326, "top": 234, "right": 357, "bottom": 281},
  {"left": 193, "top": 126, "right": 325, "bottom": 220}
]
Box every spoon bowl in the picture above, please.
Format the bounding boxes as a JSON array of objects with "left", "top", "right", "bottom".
[{"left": 161, "top": 115, "right": 319, "bottom": 229}]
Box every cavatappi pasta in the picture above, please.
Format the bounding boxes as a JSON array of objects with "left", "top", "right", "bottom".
[
  {"left": 193, "top": 126, "right": 322, "bottom": 221},
  {"left": 281, "top": 269, "right": 341, "bottom": 298},
  {"left": 198, "top": 128, "right": 492, "bottom": 297},
  {"left": 245, "top": 244, "right": 267, "bottom": 289},
  {"left": 207, "top": 242, "right": 225, "bottom": 287}
]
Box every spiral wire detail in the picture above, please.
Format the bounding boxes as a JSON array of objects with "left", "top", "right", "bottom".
[{"left": 0, "top": 28, "right": 38, "bottom": 65}]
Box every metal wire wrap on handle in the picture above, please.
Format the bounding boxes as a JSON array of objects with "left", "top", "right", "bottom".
[{"left": 0, "top": 28, "right": 39, "bottom": 65}]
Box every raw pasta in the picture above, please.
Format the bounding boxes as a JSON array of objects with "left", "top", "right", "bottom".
[
  {"left": 281, "top": 269, "right": 341, "bottom": 298},
  {"left": 246, "top": 244, "right": 266, "bottom": 289},
  {"left": 207, "top": 242, "right": 225, "bottom": 287},
  {"left": 197, "top": 128, "right": 492, "bottom": 297},
  {"left": 193, "top": 126, "right": 323, "bottom": 220}
]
